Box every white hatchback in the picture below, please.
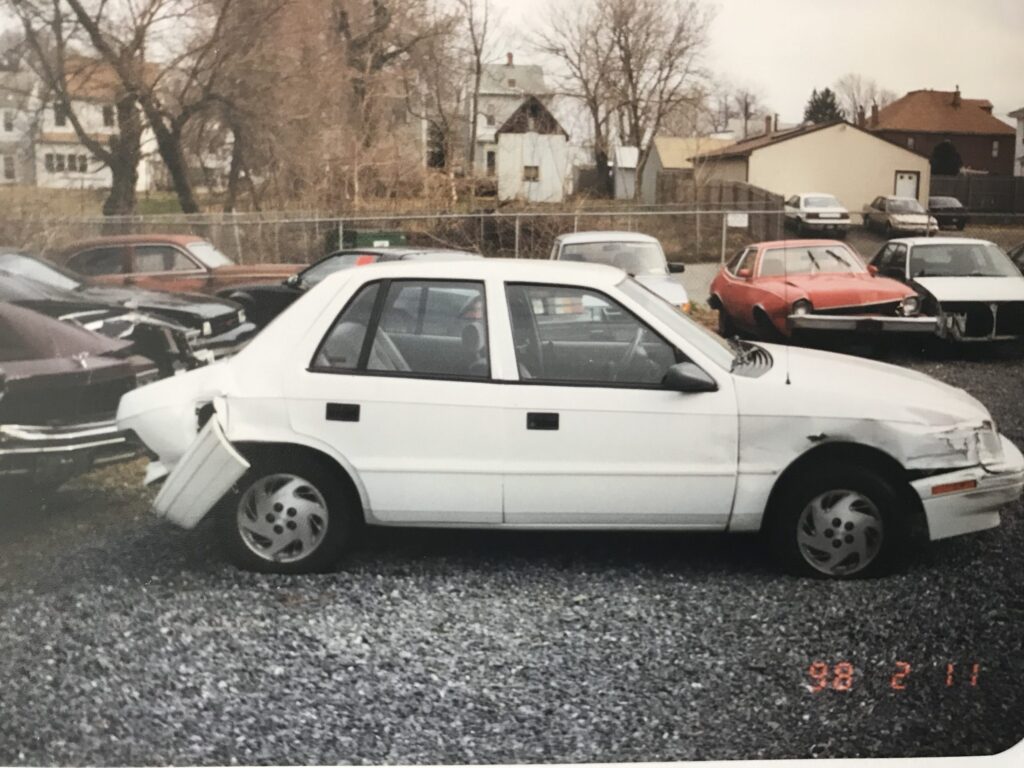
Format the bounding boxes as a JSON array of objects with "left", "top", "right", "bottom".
[{"left": 117, "top": 259, "right": 1024, "bottom": 578}]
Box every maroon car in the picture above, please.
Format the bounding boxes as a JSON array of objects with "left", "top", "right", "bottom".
[{"left": 0, "top": 303, "right": 154, "bottom": 488}]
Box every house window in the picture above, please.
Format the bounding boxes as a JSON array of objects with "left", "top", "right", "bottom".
[
  {"left": 78, "top": 155, "right": 89, "bottom": 172},
  {"left": 523, "top": 165, "right": 540, "bottom": 182},
  {"left": 485, "top": 113, "right": 495, "bottom": 126},
  {"left": 508, "top": 78, "right": 516, "bottom": 88},
  {"left": 2, "top": 156, "right": 14, "bottom": 181},
  {"left": 992, "top": 140, "right": 1000, "bottom": 158},
  {"left": 486, "top": 150, "right": 496, "bottom": 177},
  {"left": 102, "top": 105, "right": 115, "bottom": 127},
  {"left": 55, "top": 154, "right": 66, "bottom": 172},
  {"left": 54, "top": 103, "right": 68, "bottom": 127},
  {"left": 906, "top": 137, "right": 915, "bottom": 150},
  {"left": 3, "top": 111, "right": 12, "bottom": 132},
  {"left": 44, "top": 153, "right": 55, "bottom": 172}
]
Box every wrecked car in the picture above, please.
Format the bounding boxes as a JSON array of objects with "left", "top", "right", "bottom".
[
  {"left": 0, "top": 249, "right": 256, "bottom": 364},
  {"left": 1, "top": 303, "right": 153, "bottom": 488},
  {"left": 708, "top": 240, "right": 935, "bottom": 341},
  {"left": 869, "top": 237, "right": 1024, "bottom": 342},
  {"left": 117, "top": 259, "right": 1023, "bottom": 579}
]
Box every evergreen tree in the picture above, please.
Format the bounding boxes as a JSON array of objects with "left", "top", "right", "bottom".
[{"left": 803, "top": 87, "right": 846, "bottom": 123}]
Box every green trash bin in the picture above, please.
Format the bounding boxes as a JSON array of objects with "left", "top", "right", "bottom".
[{"left": 324, "top": 228, "right": 408, "bottom": 254}]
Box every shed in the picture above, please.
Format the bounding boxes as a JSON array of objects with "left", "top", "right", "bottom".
[
  {"left": 613, "top": 146, "right": 639, "bottom": 200},
  {"left": 495, "top": 96, "right": 570, "bottom": 204},
  {"left": 639, "top": 136, "right": 735, "bottom": 203}
]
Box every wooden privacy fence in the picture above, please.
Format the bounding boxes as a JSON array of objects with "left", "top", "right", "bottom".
[{"left": 931, "top": 175, "right": 1024, "bottom": 213}]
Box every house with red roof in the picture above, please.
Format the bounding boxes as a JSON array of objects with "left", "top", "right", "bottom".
[{"left": 865, "top": 88, "right": 1016, "bottom": 176}]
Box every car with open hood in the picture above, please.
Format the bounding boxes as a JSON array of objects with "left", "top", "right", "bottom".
[
  {"left": 708, "top": 239, "right": 934, "bottom": 341},
  {"left": 869, "top": 237, "right": 1024, "bottom": 342},
  {"left": 117, "top": 259, "right": 1022, "bottom": 579},
  {"left": 1, "top": 303, "right": 153, "bottom": 488},
  {"left": 550, "top": 232, "right": 690, "bottom": 312},
  {"left": 59, "top": 234, "right": 303, "bottom": 295},
  {"left": 218, "top": 247, "right": 483, "bottom": 328},
  {"left": 0, "top": 249, "right": 256, "bottom": 362}
]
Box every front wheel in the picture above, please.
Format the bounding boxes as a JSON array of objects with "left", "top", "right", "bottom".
[
  {"left": 219, "top": 455, "right": 359, "bottom": 573},
  {"left": 767, "top": 464, "right": 907, "bottom": 579}
]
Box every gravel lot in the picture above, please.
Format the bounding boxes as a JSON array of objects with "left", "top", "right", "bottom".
[{"left": 1, "top": 351, "right": 1023, "bottom": 765}]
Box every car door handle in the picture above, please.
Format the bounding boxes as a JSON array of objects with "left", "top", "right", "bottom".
[
  {"left": 527, "top": 412, "right": 559, "bottom": 431},
  {"left": 326, "top": 403, "right": 360, "bottom": 422}
]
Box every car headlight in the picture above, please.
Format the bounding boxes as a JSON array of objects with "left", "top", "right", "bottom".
[
  {"left": 975, "top": 420, "right": 1004, "bottom": 466},
  {"left": 202, "top": 321, "right": 213, "bottom": 337},
  {"left": 792, "top": 299, "right": 813, "bottom": 316},
  {"left": 900, "top": 295, "right": 920, "bottom": 316}
]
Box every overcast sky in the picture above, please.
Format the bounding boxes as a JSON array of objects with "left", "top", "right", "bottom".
[{"left": 492, "top": 0, "right": 1024, "bottom": 126}]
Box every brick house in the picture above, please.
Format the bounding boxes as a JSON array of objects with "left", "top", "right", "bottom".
[{"left": 866, "top": 88, "right": 1016, "bottom": 176}]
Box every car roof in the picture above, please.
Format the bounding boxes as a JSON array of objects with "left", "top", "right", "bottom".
[
  {"left": 555, "top": 231, "right": 660, "bottom": 245},
  {"left": 750, "top": 239, "right": 851, "bottom": 249},
  {"left": 798, "top": 192, "right": 839, "bottom": 198},
  {"left": 317, "top": 257, "right": 626, "bottom": 289},
  {"left": 62, "top": 234, "right": 206, "bottom": 252},
  {"left": 890, "top": 237, "right": 995, "bottom": 247}
]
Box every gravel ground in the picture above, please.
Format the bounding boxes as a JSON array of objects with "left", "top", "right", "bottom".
[{"left": 1, "top": 352, "right": 1023, "bottom": 765}]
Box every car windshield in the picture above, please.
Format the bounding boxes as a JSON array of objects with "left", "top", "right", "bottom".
[
  {"left": 560, "top": 242, "right": 668, "bottom": 275},
  {"left": 889, "top": 198, "right": 926, "bottom": 214},
  {"left": 0, "top": 251, "right": 81, "bottom": 291},
  {"left": 930, "top": 197, "right": 962, "bottom": 208},
  {"left": 186, "top": 241, "right": 235, "bottom": 268},
  {"left": 805, "top": 195, "right": 841, "bottom": 208},
  {"left": 300, "top": 253, "right": 382, "bottom": 287},
  {"left": 759, "top": 245, "right": 865, "bottom": 276},
  {"left": 619, "top": 278, "right": 735, "bottom": 371},
  {"left": 909, "top": 243, "right": 1021, "bottom": 278}
]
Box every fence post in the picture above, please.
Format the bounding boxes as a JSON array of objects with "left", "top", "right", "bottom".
[
  {"left": 337, "top": 219, "right": 344, "bottom": 252},
  {"left": 720, "top": 213, "right": 727, "bottom": 265},
  {"left": 514, "top": 214, "right": 520, "bottom": 258}
]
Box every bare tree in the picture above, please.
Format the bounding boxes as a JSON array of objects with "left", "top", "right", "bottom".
[
  {"left": 6, "top": 0, "right": 144, "bottom": 214},
  {"left": 457, "top": 0, "right": 494, "bottom": 175},
  {"left": 834, "top": 72, "right": 897, "bottom": 122},
  {"left": 600, "top": 0, "right": 713, "bottom": 199},
  {"left": 733, "top": 87, "right": 762, "bottom": 138},
  {"left": 533, "top": 0, "right": 617, "bottom": 196}
]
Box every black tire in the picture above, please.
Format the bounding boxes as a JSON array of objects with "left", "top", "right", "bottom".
[
  {"left": 795, "top": 219, "right": 805, "bottom": 237},
  {"left": 218, "top": 452, "right": 360, "bottom": 573},
  {"left": 766, "top": 463, "right": 908, "bottom": 579},
  {"left": 717, "top": 305, "right": 736, "bottom": 338},
  {"left": 885, "top": 221, "right": 894, "bottom": 238},
  {"left": 836, "top": 229, "right": 848, "bottom": 241}
]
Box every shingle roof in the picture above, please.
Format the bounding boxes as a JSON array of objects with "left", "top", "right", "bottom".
[{"left": 871, "top": 90, "right": 1014, "bottom": 136}]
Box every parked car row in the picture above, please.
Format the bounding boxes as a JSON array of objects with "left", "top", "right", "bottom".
[
  {"left": 710, "top": 236, "right": 1024, "bottom": 345},
  {"left": 784, "top": 191, "right": 972, "bottom": 237}
]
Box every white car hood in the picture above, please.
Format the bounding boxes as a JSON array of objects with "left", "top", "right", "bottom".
[
  {"left": 915, "top": 276, "right": 1024, "bottom": 303},
  {"left": 743, "top": 343, "right": 989, "bottom": 427},
  {"left": 634, "top": 274, "right": 689, "bottom": 305}
]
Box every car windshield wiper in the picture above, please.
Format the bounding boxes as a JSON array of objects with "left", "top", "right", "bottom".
[
  {"left": 825, "top": 249, "right": 852, "bottom": 268},
  {"left": 729, "top": 337, "right": 756, "bottom": 370},
  {"left": 806, "top": 250, "right": 821, "bottom": 272}
]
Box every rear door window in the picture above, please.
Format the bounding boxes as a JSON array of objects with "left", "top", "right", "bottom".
[
  {"left": 69, "top": 247, "right": 126, "bottom": 276},
  {"left": 134, "top": 245, "right": 200, "bottom": 273}
]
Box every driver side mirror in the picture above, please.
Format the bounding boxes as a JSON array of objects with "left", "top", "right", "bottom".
[
  {"left": 663, "top": 362, "right": 718, "bottom": 393},
  {"left": 867, "top": 264, "right": 879, "bottom": 276},
  {"left": 667, "top": 262, "right": 686, "bottom": 274},
  {"left": 286, "top": 273, "right": 300, "bottom": 287},
  {"left": 737, "top": 268, "right": 752, "bottom": 279}
]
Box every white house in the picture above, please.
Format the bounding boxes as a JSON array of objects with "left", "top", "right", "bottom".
[
  {"left": 0, "top": 68, "right": 36, "bottom": 186},
  {"left": 613, "top": 146, "right": 638, "bottom": 200},
  {"left": 690, "top": 120, "right": 932, "bottom": 210},
  {"left": 495, "top": 96, "right": 570, "bottom": 204},
  {"left": 1010, "top": 106, "right": 1024, "bottom": 177},
  {"left": 470, "top": 53, "right": 549, "bottom": 177}
]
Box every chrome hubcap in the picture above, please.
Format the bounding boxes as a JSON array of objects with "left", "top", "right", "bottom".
[
  {"left": 237, "top": 474, "right": 328, "bottom": 563},
  {"left": 797, "top": 489, "right": 883, "bottom": 576}
]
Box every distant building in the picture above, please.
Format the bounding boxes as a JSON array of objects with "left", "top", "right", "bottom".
[
  {"left": 1009, "top": 106, "right": 1024, "bottom": 178},
  {"left": 691, "top": 120, "right": 931, "bottom": 210},
  {"left": 0, "top": 68, "right": 36, "bottom": 186},
  {"left": 470, "top": 53, "right": 549, "bottom": 178},
  {"left": 639, "top": 136, "right": 735, "bottom": 204},
  {"left": 495, "top": 96, "right": 569, "bottom": 204},
  {"left": 613, "top": 146, "right": 638, "bottom": 200},
  {"left": 866, "top": 88, "right": 1016, "bottom": 176}
]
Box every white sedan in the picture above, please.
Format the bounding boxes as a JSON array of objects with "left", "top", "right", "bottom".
[
  {"left": 784, "top": 193, "right": 851, "bottom": 237},
  {"left": 117, "top": 259, "right": 1024, "bottom": 578}
]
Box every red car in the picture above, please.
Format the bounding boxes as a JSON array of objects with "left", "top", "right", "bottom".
[{"left": 708, "top": 239, "right": 935, "bottom": 341}]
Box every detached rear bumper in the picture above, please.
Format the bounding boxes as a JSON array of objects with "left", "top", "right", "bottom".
[
  {"left": 914, "top": 436, "right": 1024, "bottom": 541},
  {"left": 0, "top": 419, "right": 139, "bottom": 484},
  {"left": 193, "top": 322, "right": 258, "bottom": 361},
  {"left": 789, "top": 314, "right": 938, "bottom": 334}
]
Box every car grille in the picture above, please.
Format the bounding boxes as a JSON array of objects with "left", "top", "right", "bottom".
[
  {"left": 941, "top": 302, "right": 1024, "bottom": 339},
  {"left": 0, "top": 375, "right": 134, "bottom": 426},
  {"left": 208, "top": 312, "right": 240, "bottom": 337},
  {"left": 816, "top": 301, "right": 902, "bottom": 317}
]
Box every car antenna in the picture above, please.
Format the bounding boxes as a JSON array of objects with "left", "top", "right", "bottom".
[{"left": 783, "top": 210, "right": 792, "bottom": 385}]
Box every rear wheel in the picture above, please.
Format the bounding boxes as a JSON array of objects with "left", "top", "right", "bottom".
[
  {"left": 717, "top": 305, "right": 737, "bottom": 338},
  {"left": 219, "top": 454, "right": 359, "bottom": 573},
  {"left": 767, "top": 464, "right": 907, "bottom": 579}
]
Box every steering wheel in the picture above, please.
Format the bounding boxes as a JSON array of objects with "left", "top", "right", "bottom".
[{"left": 613, "top": 327, "right": 645, "bottom": 381}]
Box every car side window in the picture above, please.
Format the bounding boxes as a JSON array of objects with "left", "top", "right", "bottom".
[
  {"left": 873, "top": 244, "right": 894, "bottom": 270},
  {"left": 786, "top": 196, "right": 799, "bottom": 208},
  {"left": 313, "top": 282, "right": 381, "bottom": 371},
  {"left": 134, "top": 245, "right": 199, "bottom": 273},
  {"left": 726, "top": 248, "right": 750, "bottom": 275},
  {"left": 505, "top": 283, "right": 679, "bottom": 387},
  {"left": 889, "top": 245, "right": 908, "bottom": 277},
  {"left": 70, "top": 247, "right": 125, "bottom": 276}
]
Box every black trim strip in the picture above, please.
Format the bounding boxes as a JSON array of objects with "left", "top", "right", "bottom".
[{"left": 357, "top": 279, "right": 390, "bottom": 370}]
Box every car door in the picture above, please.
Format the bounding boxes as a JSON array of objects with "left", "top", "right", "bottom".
[
  {"left": 499, "top": 281, "right": 738, "bottom": 528},
  {"left": 288, "top": 277, "right": 505, "bottom": 525},
  {"left": 714, "top": 247, "right": 758, "bottom": 331},
  {"left": 70, "top": 246, "right": 131, "bottom": 286},
  {"left": 130, "top": 244, "right": 208, "bottom": 292}
]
